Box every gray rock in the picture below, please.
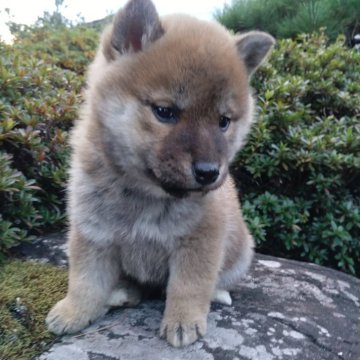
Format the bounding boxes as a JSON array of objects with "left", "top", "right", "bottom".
[
  {"left": 15, "top": 232, "right": 69, "bottom": 267},
  {"left": 29, "top": 234, "right": 359, "bottom": 360}
]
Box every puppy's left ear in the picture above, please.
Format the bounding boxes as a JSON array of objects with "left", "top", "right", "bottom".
[
  {"left": 236, "top": 31, "right": 275, "bottom": 77},
  {"left": 111, "top": 0, "right": 164, "bottom": 54}
]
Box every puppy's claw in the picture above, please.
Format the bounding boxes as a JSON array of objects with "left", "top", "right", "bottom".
[
  {"left": 195, "top": 324, "right": 202, "bottom": 339},
  {"left": 160, "top": 325, "right": 167, "bottom": 340}
]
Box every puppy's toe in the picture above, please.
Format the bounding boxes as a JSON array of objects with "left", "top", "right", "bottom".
[{"left": 160, "top": 317, "right": 206, "bottom": 347}]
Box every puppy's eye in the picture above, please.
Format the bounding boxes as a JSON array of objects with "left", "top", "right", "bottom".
[
  {"left": 219, "top": 115, "right": 231, "bottom": 132},
  {"left": 151, "top": 105, "right": 178, "bottom": 124}
]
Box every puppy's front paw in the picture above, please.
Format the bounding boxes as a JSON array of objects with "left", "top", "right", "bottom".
[
  {"left": 46, "top": 297, "right": 107, "bottom": 335},
  {"left": 160, "top": 314, "right": 207, "bottom": 347}
]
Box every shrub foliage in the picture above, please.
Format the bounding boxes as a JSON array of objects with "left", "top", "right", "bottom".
[
  {"left": 0, "top": 22, "right": 359, "bottom": 275},
  {"left": 0, "top": 24, "right": 97, "bottom": 256},
  {"left": 234, "top": 32, "right": 360, "bottom": 275},
  {"left": 216, "top": 0, "right": 360, "bottom": 44}
]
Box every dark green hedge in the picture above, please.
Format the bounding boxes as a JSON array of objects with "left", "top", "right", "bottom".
[
  {"left": 0, "top": 24, "right": 359, "bottom": 275},
  {"left": 215, "top": 0, "right": 360, "bottom": 45},
  {"left": 0, "top": 25, "right": 96, "bottom": 256},
  {"left": 233, "top": 32, "right": 360, "bottom": 275}
]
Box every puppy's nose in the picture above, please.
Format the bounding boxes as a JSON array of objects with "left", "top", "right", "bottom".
[{"left": 192, "top": 162, "right": 220, "bottom": 186}]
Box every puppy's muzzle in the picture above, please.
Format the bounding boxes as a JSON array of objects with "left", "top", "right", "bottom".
[{"left": 192, "top": 162, "right": 220, "bottom": 186}]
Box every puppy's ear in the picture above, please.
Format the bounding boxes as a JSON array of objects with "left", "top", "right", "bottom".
[
  {"left": 235, "top": 31, "right": 275, "bottom": 77},
  {"left": 110, "top": 0, "right": 163, "bottom": 55}
]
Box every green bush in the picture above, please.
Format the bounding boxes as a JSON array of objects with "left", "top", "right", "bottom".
[
  {"left": 0, "top": 25, "right": 98, "bottom": 255},
  {"left": 9, "top": 20, "right": 99, "bottom": 74},
  {"left": 233, "top": 32, "right": 360, "bottom": 275},
  {"left": 0, "top": 20, "right": 359, "bottom": 276},
  {"left": 216, "top": 0, "right": 360, "bottom": 44},
  {"left": 0, "top": 153, "right": 36, "bottom": 255}
]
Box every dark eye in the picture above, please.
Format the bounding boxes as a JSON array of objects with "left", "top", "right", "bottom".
[
  {"left": 151, "top": 105, "right": 178, "bottom": 124},
  {"left": 219, "top": 115, "right": 231, "bottom": 132}
]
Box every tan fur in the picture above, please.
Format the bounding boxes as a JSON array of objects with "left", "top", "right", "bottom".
[{"left": 46, "top": 0, "right": 274, "bottom": 347}]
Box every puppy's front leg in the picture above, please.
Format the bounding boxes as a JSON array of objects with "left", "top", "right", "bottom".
[
  {"left": 46, "top": 229, "right": 120, "bottom": 334},
  {"left": 160, "top": 228, "right": 223, "bottom": 347}
]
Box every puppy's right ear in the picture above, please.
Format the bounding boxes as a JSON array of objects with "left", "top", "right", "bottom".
[
  {"left": 235, "top": 31, "right": 275, "bottom": 77},
  {"left": 103, "top": 0, "right": 163, "bottom": 60}
]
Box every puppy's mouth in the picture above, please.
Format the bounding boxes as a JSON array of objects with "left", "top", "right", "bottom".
[
  {"left": 146, "top": 168, "right": 204, "bottom": 198},
  {"left": 160, "top": 185, "right": 192, "bottom": 198}
]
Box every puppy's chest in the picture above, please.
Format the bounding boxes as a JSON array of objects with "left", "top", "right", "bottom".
[
  {"left": 120, "top": 239, "right": 170, "bottom": 285},
  {"left": 112, "top": 193, "right": 201, "bottom": 284},
  {"left": 123, "top": 193, "right": 203, "bottom": 243},
  {"left": 76, "top": 181, "right": 202, "bottom": 245}
]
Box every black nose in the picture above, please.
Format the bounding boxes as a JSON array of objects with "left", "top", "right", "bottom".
[{"left": 192, "top": 162, "right": 220, "bottom": 186}]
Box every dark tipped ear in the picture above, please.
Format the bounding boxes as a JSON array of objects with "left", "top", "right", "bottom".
[
  {"left": 111, "top": 0, "right": 164, "bottom": 54},
  {"left": 235, "top": 31, "right": 275, "bottom": 77}
]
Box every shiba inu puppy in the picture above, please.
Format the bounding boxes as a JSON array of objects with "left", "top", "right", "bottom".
[{"left": 46, "top": 0, "right": 274, "bottom": 347}]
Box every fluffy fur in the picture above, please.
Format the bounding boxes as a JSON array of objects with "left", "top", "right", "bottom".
[{"left": 46, "top": 0, "right": 274, "bottom": 347}]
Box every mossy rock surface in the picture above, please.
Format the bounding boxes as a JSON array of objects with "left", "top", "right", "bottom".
[{"left": 0, "top": 260, "right": 67, "bottom": 360}]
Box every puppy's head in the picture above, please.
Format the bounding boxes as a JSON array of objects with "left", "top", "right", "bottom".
[{"left": 90, "top": 0, "right": 274, "bottom": 198}]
